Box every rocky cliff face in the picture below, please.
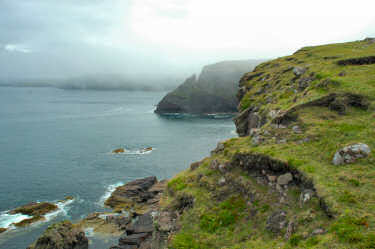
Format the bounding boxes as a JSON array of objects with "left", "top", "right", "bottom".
[
  {"left": 160, "top": 38, "right": 375, "bottom": 248},
  {"left": 155, "top": 60, "right": 266, "bottom": 114}
]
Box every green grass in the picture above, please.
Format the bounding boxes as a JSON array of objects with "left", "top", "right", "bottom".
[{"left": 162, "top": 39, "right": 375, "bottom": 248}]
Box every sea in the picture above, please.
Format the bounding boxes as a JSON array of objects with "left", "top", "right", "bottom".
[{"left": 0, "top": 87, "right": 236, "bottom": 249}]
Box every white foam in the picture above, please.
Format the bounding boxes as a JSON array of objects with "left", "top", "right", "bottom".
[
  {"left": 97, "top": 182, "right": 123, "bottom": 206},
  {"left": 84, "top": 227, "right": 95, "bottom": 237},
  {"left": 44, "top": 198, "right": 75, "bottom": 221},
  {"left": 230, "top": 130, "right": 237, "bottom": 134},
  {"left": 0, "top": 212, "right": 32, "bottom": 229}
]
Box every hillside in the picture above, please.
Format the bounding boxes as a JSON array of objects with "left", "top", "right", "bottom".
[
  {"left": 161, "top": 38, "right": 375, "bottom": 248},
  {"left": 155, "top": 60, "right": 266, "bottom": 114}
]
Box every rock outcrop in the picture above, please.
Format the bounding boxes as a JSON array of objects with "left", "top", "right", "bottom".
[
  {"left": 105, "top": 176, "right": 168, "bottom": 215},
  {"left": 155, "top": 59, "right": 266, "bottom": 114},
  {"left": 332, "top": 143, "right": 371, "bottom": 165},
  {"left": 9, "top": 202, "right": 58, "bottom": 227},
  {"left": 28, "top": 220, "right": 88, "bottom": 249}
]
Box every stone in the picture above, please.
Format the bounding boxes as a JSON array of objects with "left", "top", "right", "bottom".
[
  {"left": 106, "top": 215, "right": 131, "bottom": 228},
  {"left": 312, "top": 228, "right": 326, "bottom": 236},
  {"left": 277, "top": 173, "right": 293, "bottom": 185},
  {"left": 0, "top": 228, "right": 6, "bottom": 233},
  {"left": 277, "top": 139, "right": 287, "bottom": 144},
  {"left": 276, "top": 183, "right": 283, "bottom": 192},
  {"left": 119, "top": 233, "right": 151, "bottom": 246},
  {"left": 292, "top": 125, "right": 302, "bottom": 134},
  {"left": 293, "top": 67, "right": 306, "bottom": 77},
  {"left": 299, "top": 189, "right": 315, "bottom": 207},
  {"left": 298, "top": 77, "right": 312, "bottom": 90},
  {"left": 267, "top": 175, "right": 277, "bottom": 182},
  {"left": 266, "top": 211, "right": 287, "bottom": 233},
  {"left": 218, "top": 177, "right": 226, "bottom": 186},
  {"left": 27, "top": 221, "right": 88, "bottom": 249},
  {"left": 332, "top": 143, "right": 371, "bottom": 165},
  {"left": 210, "top": 160, "right": 219, "bottom": 170}
]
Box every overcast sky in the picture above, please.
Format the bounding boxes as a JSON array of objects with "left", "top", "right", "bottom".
[{"left": 1, "top": 0, "right": 375, "bottom": 81}]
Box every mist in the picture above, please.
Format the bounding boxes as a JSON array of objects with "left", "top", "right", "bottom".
[{"left": 1, "top": 0, "right": 375, "bottom": 89}]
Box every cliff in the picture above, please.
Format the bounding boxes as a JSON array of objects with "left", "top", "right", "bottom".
[
  {"left": 155, "top": 60, "right": 266, "bottom": 114},
  {"left": 161, "top": 38, "right": 375, "bottom": 248}
]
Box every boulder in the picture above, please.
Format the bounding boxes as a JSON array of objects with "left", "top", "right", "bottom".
[
  {"left": 153, "top": 211, "right": 179, "bottom": 232},
  {"left": 293, "top": 67, "right": 306, "bottom": 77},
  {"left": 139, "top": 147, "right": 152, "bottom": 153},
  {"left": 218, "top": 177, "right": 226, "bottom": 186},
  {"left": 211, "top": 142, "right": 225, "bottom": 155},
  {"left": 10, "top": 202, "right": 58, "bottom": 227},
  {"left": 277, "top": 173, "right": 293, "bottom": 185},
  {"left": 298, "top": 77, "right": 312, "bottom": 90},
  {"left": 27, "top": 220, "right": 88, "bottom": 249},
  {"left": 332, "top": 143, "right": 371, "bottom": 165},
  {"left": 266, "top": 211, "right": 288, "bottom": 233}
]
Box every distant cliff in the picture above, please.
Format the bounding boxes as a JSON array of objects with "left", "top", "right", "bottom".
[{"left": 155, "top": 60, "right": 266, "bottom": 114}]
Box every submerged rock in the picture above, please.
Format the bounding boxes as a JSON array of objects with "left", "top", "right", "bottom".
[
  {"left": 332, "top": 143, "right": 371, "bottom": 165},
  {"left": 27, "top": 220, "right": 88, "bottom": 249},
  {"left": 9, "top": 202, "right": 58, "bottom": 227}
]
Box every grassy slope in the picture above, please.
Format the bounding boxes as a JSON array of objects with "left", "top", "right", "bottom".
[{"left": 161, "top": 39, "right": 375, "bottom": 248}]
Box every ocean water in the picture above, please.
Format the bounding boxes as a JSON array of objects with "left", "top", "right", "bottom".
[{"left": 0, "top": 87, "right": 236, "bottom": 249}]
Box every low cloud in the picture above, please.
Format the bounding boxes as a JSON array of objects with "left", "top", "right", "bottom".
[{"left": 4, "top": 44, "right": 32, "bottom": 53}]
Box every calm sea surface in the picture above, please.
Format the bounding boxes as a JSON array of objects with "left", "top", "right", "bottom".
[{"left": 0, "top": 87, "right": 236, "bottom": 249}]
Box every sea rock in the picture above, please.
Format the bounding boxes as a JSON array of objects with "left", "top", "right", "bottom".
[
  {"left": 293, "top": 67, "right": 306, "bottom": 77},
  {"left": 27, "top": 220, "right": 88, "bottom": 249},
  {"left": 332, "top": 143, "right": 371, "bottom": 165},
  {"left": 105, "top": 177, "right": 167, "bottom": 214},
  {"left": 112, "top": 148, "right": 125, "bottom": 153},
  {"left": 0, "top": 228, "right": 6, "bottom": 233},
  {"left": 266, "top": 210, "right": 288, "bottom": 233},
  {"left": 277, "top": 173, "right": 293, "bottom": 185},
  {"left": 77, "top": 213, "right": 130, "bottom": 236},
  {"left": 139, "top": 147, "right": 152, "bottom": 153},
  {"left": 10, "top": 202, "right": 58, "bottom": 227}
]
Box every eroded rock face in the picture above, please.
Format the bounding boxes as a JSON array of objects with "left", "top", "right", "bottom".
[
  {"left": 332, "top": 143, "right": 371, "bottom": 165},
  {"left": 105, "top": 177, "right": 167, "bottom": 215},
  {"left": 28, "top": 221, "right": 88, "bottom": 249}
]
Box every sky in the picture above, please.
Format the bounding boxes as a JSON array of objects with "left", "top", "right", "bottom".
[{"left": 0, "top": 0, "right": 375, "bottom": 81}]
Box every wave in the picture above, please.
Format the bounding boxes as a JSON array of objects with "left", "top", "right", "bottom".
[
  {"left": 0, "top": 198, "right": 76, "bottom": 232},
  {"left": 97, "top": 182, "right": 123, "bottom": 207}
]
